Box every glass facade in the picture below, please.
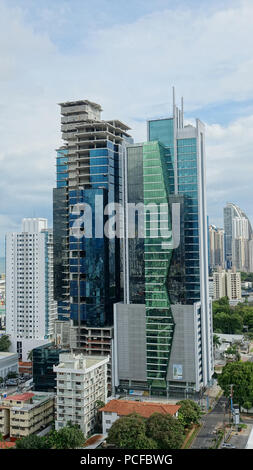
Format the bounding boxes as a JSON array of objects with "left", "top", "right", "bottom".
[
  {"left": 33, "top": 344, "right": 68, "bottom": 392},
  {"left": 127, "top": 145, "right": 145, "bottom": 304},
  {"left": 148, "top": 119, "right": 201, "bottom": 305},
  {"left": 143, "top": 141, "right": 174, "bottom": 387},
  {"left": 54, "top": 103, "right": 132, "bottom": 332}
]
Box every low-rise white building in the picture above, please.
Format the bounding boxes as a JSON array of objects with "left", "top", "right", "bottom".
[
  {"left": 100, "top": 399, "right": 181, "bottom": 435},
  {"left": 54, "top": 353, "right": 109, "bottom": 436},
  {"left": 0, "top": 351, "right": 19, "bottom": 379}
]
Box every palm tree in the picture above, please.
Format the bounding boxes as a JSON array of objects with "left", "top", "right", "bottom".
[
  {"left": 213, "top": 334, "right": 221, "bottom": 351},
  {"left": 27, "top": 350, "right": 33, "bottom": 361}
]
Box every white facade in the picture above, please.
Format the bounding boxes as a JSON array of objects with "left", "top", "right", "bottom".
[
  {"left": 209, "top": 225, "right": 225, "bottom": 269},
  {"left": 0, "top": 352, "right": 19, "bottom": 379},
  {"left": 212, "top": 269, "right": 241, "bottom": 301},
  {"left": 54, "top": 353, "right": 109, "bottom": 435},
  {"left": 226, "top": 269, "right": 242, "bottom": 300},
  {"left": 5, "top": 218, "right": 57, "bottom": 361}
]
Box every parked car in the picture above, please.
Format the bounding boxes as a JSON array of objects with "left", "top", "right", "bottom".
[{"left": 221, "top": 443, "right": 236, "bottom": 448}]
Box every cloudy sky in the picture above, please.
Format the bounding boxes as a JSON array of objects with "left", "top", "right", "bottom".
[{"left": 0, "top": 0, "right": 253, "bottom": 256}]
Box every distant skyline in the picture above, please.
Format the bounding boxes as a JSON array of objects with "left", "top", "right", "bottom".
[{"left": 1, "top": 0, "right": 253, "bottom": 256}]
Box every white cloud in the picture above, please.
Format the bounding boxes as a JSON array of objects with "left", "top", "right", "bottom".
[
  {"left": 205, "top": 114, "right": 253, "bottom": 225},
  {"left": 0, "top": 0, "right": 253, "bottom": 253}
]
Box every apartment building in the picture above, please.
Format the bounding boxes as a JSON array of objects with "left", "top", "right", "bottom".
[
  {"left": 54, "top": 353, "right": 109, "bottom": 435},
  {"left": 0, "top": 391, "right": 54, "bottom": 439},
  {"left": 212, "top": 268, "right": 241, "bottom": 301},
  {"left": 5, "top": 218, "right": 57, "bottom": 360}
]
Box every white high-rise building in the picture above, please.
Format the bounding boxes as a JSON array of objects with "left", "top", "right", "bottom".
[
  {"left": 209, "top": 225, "right": 225, "bottom": 270},
  {"left": 5, "top": 218, "right": 57, "bottom": 360},
  {"left": 54, "top": 353, "right": 109, "bottom": 435},
  {"left": 224, "top": 202, "right": 253, "bottom": 272},
  {"left": 212, "top": 268, "right": 241, "bottom": 301}
]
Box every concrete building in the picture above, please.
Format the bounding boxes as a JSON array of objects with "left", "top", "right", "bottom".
[
  {"left": 213, "top": 270, "right": 226, "bottom": 300},
  {"left": 226, "top": 269, "right": 242, "bottom": 301},
  {"left": 53, "top": 321, "right": 113, "bottom": 391},
  {"left": 100, "top": 400, "right": 180, "bottom": 435},
  {"left": 53, "top": 100, "right": 132, "bottom": 326},
  {"left": 0, "top": 391, "right": 54, "bottom": 439},
  {"left": 69, "top": 324, "right": 113, "bottom": 391},
  {"left": 224, "top": 202, "right": 253, "bottom": 271},
  {"left": 5, "top": 218, "right": 57, "bottom": 361},
  {"left": 212, "top": 268, "right": 241, "bottom": 301},
  {"left": 209, "top": 225, "right": 225, "bottom": 270},
  {"left": 0, "top": 351, "right": 18, "bottom": 380},
  {"left": 54, "top": 353, "right": 109, "bottom": 435}
]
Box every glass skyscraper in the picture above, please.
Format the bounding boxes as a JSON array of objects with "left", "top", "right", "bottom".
[
  {"left": 116, "top": 91, "right": 213, "bottom": 396},
  {"left": 53, "top": 100, "right": 132, "bottom": 343}
]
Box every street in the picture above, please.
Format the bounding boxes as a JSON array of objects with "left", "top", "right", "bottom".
[{"left": 191, "top": 396, "right": 228, "bottom": 449}]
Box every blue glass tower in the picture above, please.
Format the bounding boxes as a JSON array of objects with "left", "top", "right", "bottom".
[
  {"left": 147, "top": 90, "right": 213, "bottom": 388},
  {"left": 53, "top": 100, "right": 132, "bottom": 336}
]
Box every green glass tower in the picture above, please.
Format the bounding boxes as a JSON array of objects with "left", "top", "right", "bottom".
[{"left": 143, "top": 141, "right": 174, "bottom": 388}]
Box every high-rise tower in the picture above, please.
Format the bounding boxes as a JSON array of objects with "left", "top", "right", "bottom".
[
  {"left": 113, "top": 91, "right": 213, "bottom": 396},
  {"left": 53, "top": 100, "right": 132, "bottom": 347},
  {"left": 5, "top": 218, "right": 57, "bottom": 360}
]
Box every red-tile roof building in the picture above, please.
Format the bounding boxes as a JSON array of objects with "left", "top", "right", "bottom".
[{"left": 100, "top": 399, "right": 181, "bottom": 434}]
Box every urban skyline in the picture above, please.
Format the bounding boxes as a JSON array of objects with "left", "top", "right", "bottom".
[{"left": 1, "top": 0, "right": 253, "bottom": 257}]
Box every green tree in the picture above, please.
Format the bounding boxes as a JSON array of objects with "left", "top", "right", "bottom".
[
  {"left": 0, "top": 335, "right": 11, "bottom": 352},
  {"left": 27, "top": 350, "right": 33, "bottom": 361},
  {"left": 176, "top": 400, "right": 201, "bottom": 428},
  {"left": 225, "top": 344, "right": 241, "bottom": 361},
  {"left": 107, "top": 414, "right": 157, "bottom": 449},
  {"left": 213, "top": 334, "right": 221, "bottom": 350},
  {"left": 16, "top": 434, "right": 49, "bottom": 449},
  {"left": 6, "top": 371, "right": 18, "bottom": 379},
  {"left": 213, "top": 312, "right": 243, "bottom": 334},
  {"left": 212, "top": 297, "right": 231, "bottom": 315},
  {"left": 146, "top": 413, "right": 184, "bottom": 449},
  {"left": 46, "top": 423, "right": 85, "bottom": 449},
  {"left": 218, "top": 361, "right": 253, "bottom": 408},
  {"left": 243, "top": 401, "right": 252, "bottom": 413}
]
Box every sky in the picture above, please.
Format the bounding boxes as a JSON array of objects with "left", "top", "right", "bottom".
[{"left": 0, "top": 0, "right": 253, "bottom": 256}]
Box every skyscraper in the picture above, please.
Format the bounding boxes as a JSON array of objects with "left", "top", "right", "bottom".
[
  {"left": 209, "top": 225, "right": 225, "bottom": 271},
  {"left": 5, "top": 218, "right": 57, "bottom": 360},
  {"left": 53, "top": 100, "right": 132, "bottom": 347},
  {"left": 224, "top": 202, "right": 253, "bottom": 271},
  {"left": 113, "top": 90, "right": 213, "bottom": 397}
]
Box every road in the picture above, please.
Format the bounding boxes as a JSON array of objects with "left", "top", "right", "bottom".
[{"left": 191, "top": 396, "right": 228, "bottom": 449}]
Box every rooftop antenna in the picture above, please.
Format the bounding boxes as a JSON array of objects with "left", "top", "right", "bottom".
[
  {"left": 181, "top": 97, "right": 184, "bottom": 128},
  {"left": 172, "top": 86, "right": 176, "bottom": 118}
]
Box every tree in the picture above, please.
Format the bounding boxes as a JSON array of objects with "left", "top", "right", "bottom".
[
  {"left": 243, "top": 401, "right": 252, "bottom": 413},
  {"left": 213, "top": 334, "right": 221, "bottom": 350},
  {"left": 224, "top": 344, "right": 241, "bottom": 362},
  {"left": 213, "top": 312, "right": 243, "bottom": 334},
  {"left": 176, "top": 400, "right": 201, "bottom": 428},
  {"left": 107, "top": 414, "right": 156, "bottom": 449},
  {"left": 218, "top": 361, "right": 253, "bottom": 408},
  {"left": 16, "top": 434, "right": 49, "bottom": 449},
  {"left": 94, "top": 400, "right": 105, "bottom": 433},
  {"left": 0, "top": 335, "right": 11, "bottom": 352},
  {"left": 27, "top": 350, "right": 33, "bottom": 361},
  {"left": 6, "top": 371, "right": 18, "bottom": 379},
  {"left": 146, "top": 413, "right": 184, "bottom": 449},
  {"left": 45, "top": 423, "right": 85, "bottom": 449}
]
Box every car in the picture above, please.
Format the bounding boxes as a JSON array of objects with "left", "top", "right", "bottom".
[{"left": 221, "top": 443, "right": 236, "bottom": 449}]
